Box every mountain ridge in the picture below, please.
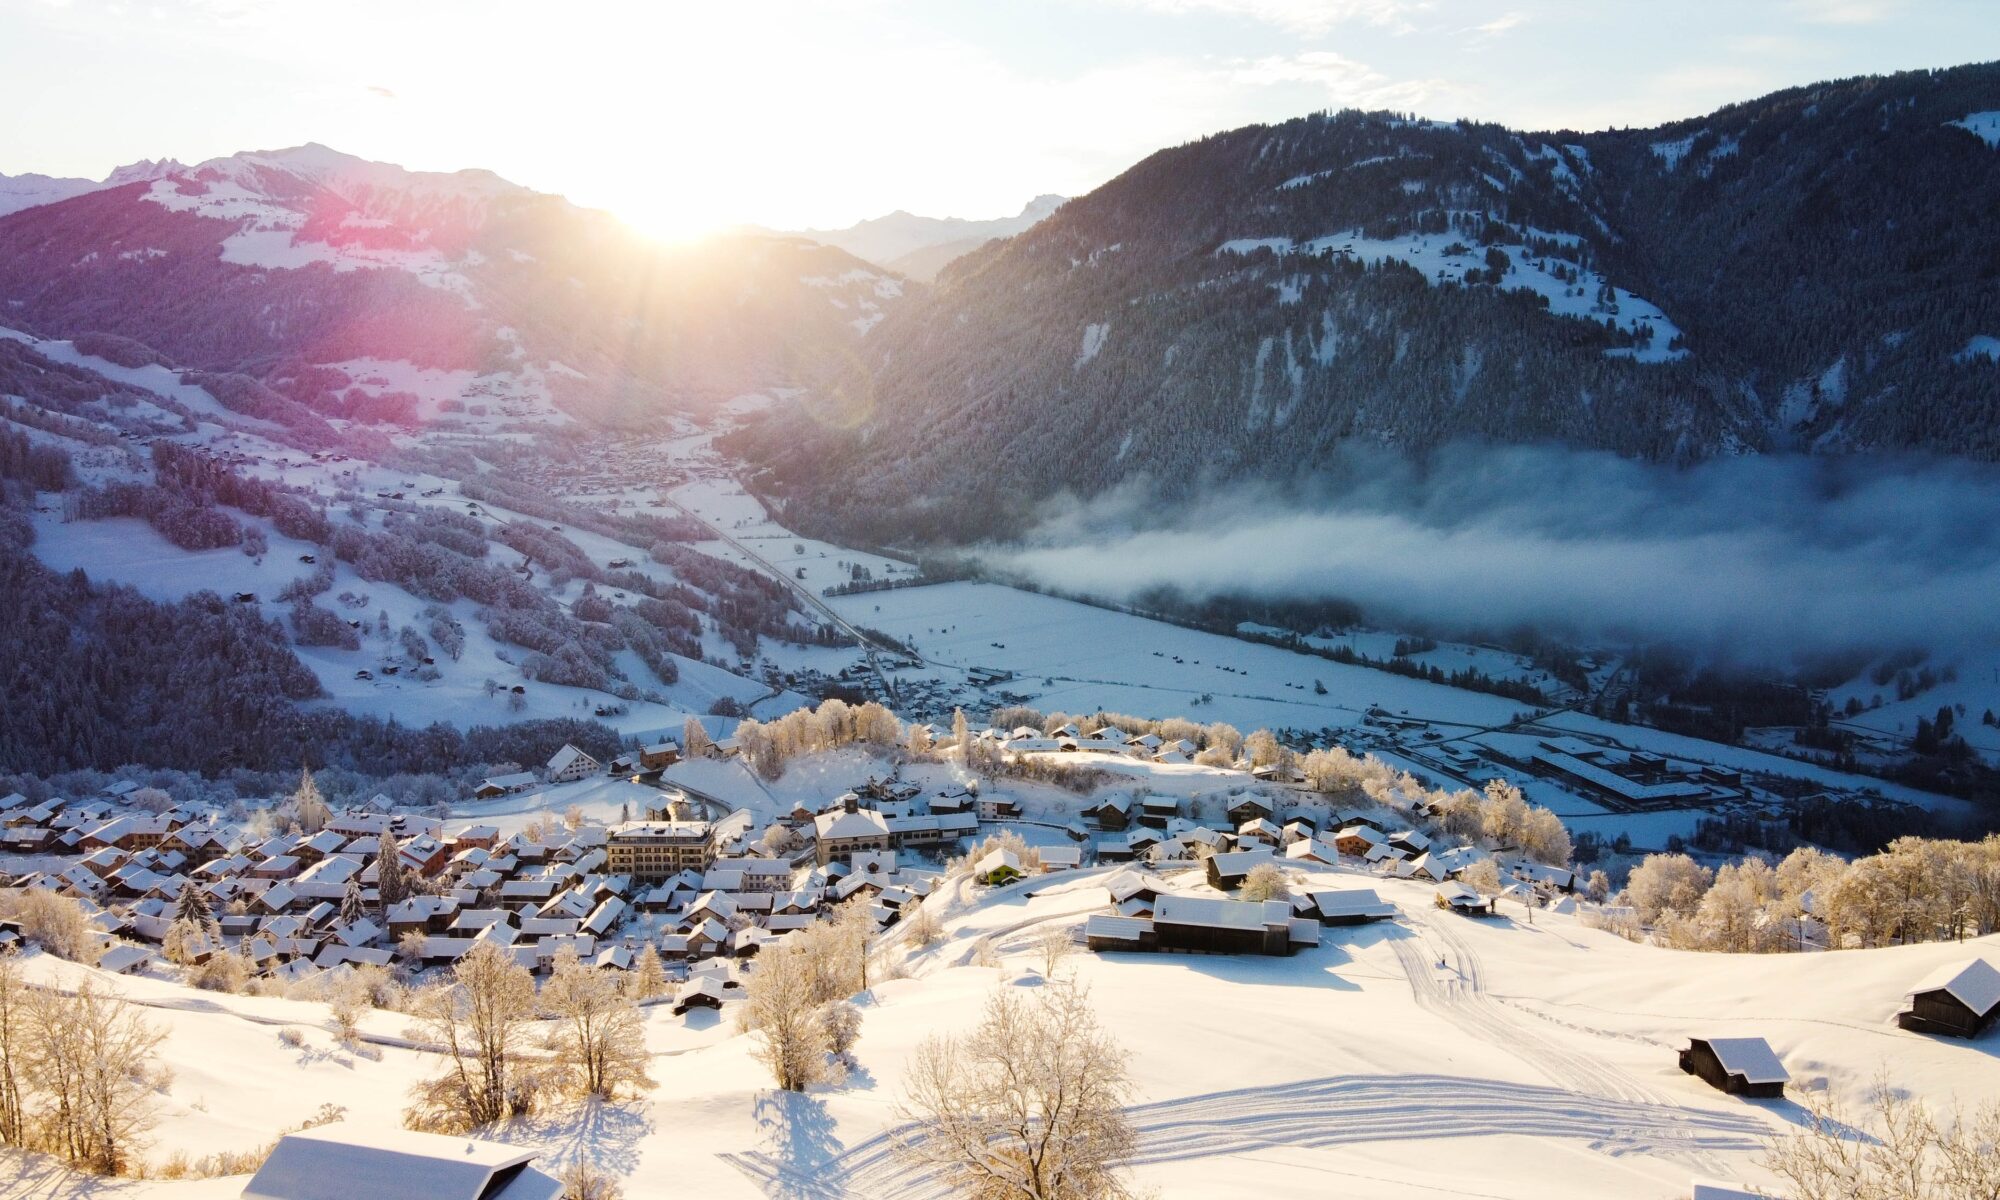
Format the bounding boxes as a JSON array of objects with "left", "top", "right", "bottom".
[{"left": 726, "top": 62, "right": 2000, "bottom": 545}]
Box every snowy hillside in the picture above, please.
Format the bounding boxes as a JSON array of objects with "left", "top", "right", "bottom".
[
  {"left": 0, "top": 144, "right": 906, "bottom": 422},
  {"left": 14, "top": 838, "right": 1999, "bottom": 1200}
]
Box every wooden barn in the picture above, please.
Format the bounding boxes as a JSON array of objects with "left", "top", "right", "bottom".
[
  {"left": 1434, "top": 882, "right": 1493, "bottom": 917},
  {"left": 1896, "top": 958, "right": 2000, "bottom": 1039},
  {"left": 1205, "top": 849, "right": 1275, "bottom": 891},
  {"left": 1151, "top": 894, "right": 1299, "bottom": 956},
  {"left": 1678, "top": 1037, "right": 1789, "bottom": 1098},
  {"left": 1308, "top": 888, "right": 1397, "bottom": 926}
]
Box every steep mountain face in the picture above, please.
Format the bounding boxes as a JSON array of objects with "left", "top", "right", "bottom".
[
  {"left": 731, "top": 64, "right": 2000, "bottom": 545},
  {"left": 797, "top": 194, "right": 1065, "bottom": 280},
  {"left": 0, "top": 144, "right": 904, "bottom": 424}
]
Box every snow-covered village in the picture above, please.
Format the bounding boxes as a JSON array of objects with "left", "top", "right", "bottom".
[{"left": 5, "top": 6, "right": 2000, "bottom": 1200}]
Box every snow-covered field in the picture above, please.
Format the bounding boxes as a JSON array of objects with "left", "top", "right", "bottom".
[{"left": 13, "top": 857, "right": 1999, "bottom": 1200}]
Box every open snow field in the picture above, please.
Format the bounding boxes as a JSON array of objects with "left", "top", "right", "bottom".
[
  {"left": 830, "top": 581, "right": 1528, "bottom": 733},
  {"left": 13, "top": 861, "right": 1998, "bottom": 1200}
]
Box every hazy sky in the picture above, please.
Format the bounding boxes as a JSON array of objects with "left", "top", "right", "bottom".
[{"left": 2, "top": 0, "right": 1995, "bottom": 236}]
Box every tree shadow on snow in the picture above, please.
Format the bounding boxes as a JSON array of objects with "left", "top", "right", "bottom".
[
  {"left": 504, "top": 1096, "right": 653, "bottom": 1180},
  {"left": 751, "top": 1090, "right": 847, "bottom": 1200}
]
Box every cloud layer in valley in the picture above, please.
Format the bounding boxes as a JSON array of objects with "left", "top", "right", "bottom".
[{"left": 991, "top": 445, "right": 2000, "bottom": 664}]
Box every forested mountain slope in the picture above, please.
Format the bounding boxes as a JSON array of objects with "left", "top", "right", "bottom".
[
  {"left": 0, "top": 144, "right": 905, "bottom": 425},
  {"left": 730, "top": 63, "right": 2000, "bottom": 544}
]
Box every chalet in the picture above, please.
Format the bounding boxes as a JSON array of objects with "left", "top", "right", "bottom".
[
  {"left": 1083, "top": 795, "right": 1131, "bottom": 831},
  {"left": 1331, "top": 824, "right": 1387, "bottom": 858},
  {"left": 1038, "top": 846, "right": 1083, "bottom": 872},
  {"left": 1205, "top": 849, "right": 1276, "bottom": 891},
  {"left": 1435, "top": 882, "right": 1493, "bottom": 916},
  {"left": 1308, "top": 888, "right": 1397, "bottom": 926},
  {"left": 974, "top": 848, "right": 1025, "bottom": 885},
  {"left": 1137, "top": 795, "right": 1180, "bottom": 828},
  {"left": 1896, "top": 958, "right": 2000, "bottom": 1039},
  {"left": 454, "top": 825, "right": 501, "bottom": 851},
  {"left": 638, "top": 741, "right": 681, "bottom": 771},
  {"left": 473, "top": 772, "right": 537, "bottom": 799},
  {"left": 1679, "top": 1037, "right": 1789, "bottom": 1098},
  {"left": 977, "top": 794, "right": 1022, "bottom": 820},
  {"left": 1236, "top": 817, "right": 1281, "bottom": 847},
  {"left": 242, "top": 1122, "right": 563, "bottom": 1200},
  {"left": 672, "top": 975, "right": 734, "bottom": 1015},
  {"left": 1225, "top": 794, "right": 1274, "bottom": 824},
  {"left": 812, "top": 798, "right": 892, "bottom": 866},
  {"left": 1283, "top": 838, "right": 1337, "bottom": 866},
  {"left": 545, "top": 744, "right": 600, "bottom": 784}
]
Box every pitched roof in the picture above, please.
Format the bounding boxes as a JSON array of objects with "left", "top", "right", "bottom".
[
  {"left": 1700, "top": 1037, "right": 1790, "bottom": 1086},
  {"left": 1909, "top": 957, "right": 2000, "bottom": 1015},
  {"left": 1153, "top": 894, "right": 1288, "bottom": 932},
  {"left": 242, "top": 1123, "right": 561, "bottom": 1200}
]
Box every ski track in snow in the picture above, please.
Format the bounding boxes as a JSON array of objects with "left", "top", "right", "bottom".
[
  {"left": 717, "top": 1072, "right": 1767, "bottom": 1198},
  {"left": 1388, "top": 905, "right": 1744, "bottom": 1174}
]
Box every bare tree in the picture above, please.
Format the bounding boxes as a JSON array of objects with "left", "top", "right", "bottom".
[
  {"left": 904, "top": 904, "right": 944, "bottom": 949},
  {"left": 896, "top": 983, "right": 1138, "bottom": 1200},
  {"left": 1764, "top": 1082, "right": 2000, "bottom": 1199},
  {"left": 540, "top": 949, "right": 653, "bottom": 1100},
  {"left": 1033, "top": 925, "right": 1073, "bottom": 979},
  {"left": 820, "top": 1000, "right": 863, "bottom": 1060},
  {"left": 24, "top": 980, "right": 164, "bottom": 1174},
  {"left": 0, "top": 957, "right": 25, "bottom": 1146},
  {"left": 561, "top": 1158, "right": 625, "bottom": 1200},
  {"left": 405, "top": 942, "right": 537, "bottom": 1131}
]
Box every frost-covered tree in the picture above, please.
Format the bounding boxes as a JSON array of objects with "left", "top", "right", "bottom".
[
  {"left": 405, "top": 942, "right": 537, "bottom": 1132},
  {"left": 540, "top": 948, "right": 652, "bottom": 1100},
  {"left": 1239, "top": 862, "right": 1290, "bottom": 904},
  {"left": 628, "top": 947, "right": 669, "bottom": 1002},
  {"left": 896, "top": 983, "right": 1138, "bottom": 1200},
  {"left": 339, "top": 879, "right": 367, "bottom": 928},
  {"left": 24, "top": 980, "right": 163, "bottom": 1173},
  {"left": 1623, "top": 853, "right": 1714, "bottom": 925},
  {"left": 290, "top": 767, "right": 331, "bottom": 833},
  {"left": 377, "top": 830, "right": 409, "bottom": 912},
  {"left": 1033, "top": 924, "right": 1073, "bottom": 979},
  {"left": 740, "top": 942, "right": 835, "bottom": 1092},
  {"left": 681, "top": 715, "right": 713, "bottom": 758},
  {"left": 1764, "top": 1081, "right": 2000, "bottom": 1200}
]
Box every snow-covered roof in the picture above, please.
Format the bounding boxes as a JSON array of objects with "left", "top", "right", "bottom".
[
  {"left": 1699, "top": 1037, "right": 1789, "bottom": 1086},
  {"left": 546, "top": 743, "right": 595, "bottom": 773},
  {"left": 1153, "top": 894, "right": 1287, "bottom": 932},
  {"left": 1909, "top": 958, "right": 2000, "bottom": 1015},
  {"left": 1310, "top": 889, "right": 1395, "bottom": 919},
  {"left": 242, "top": 1122, "right": 562, "bottom": 1200}
]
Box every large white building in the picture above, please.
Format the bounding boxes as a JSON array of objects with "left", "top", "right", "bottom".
[{"left": 545, "top": 743, "right": 600, "bottom": 784}]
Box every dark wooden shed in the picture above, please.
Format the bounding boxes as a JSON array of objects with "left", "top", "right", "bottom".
[
  {"left": 1896, "top": 959, "right": 2000, "bottom": 1038},
  {"left": 1679, "top": 1037, "right": 1788, "bottom": 1098}
]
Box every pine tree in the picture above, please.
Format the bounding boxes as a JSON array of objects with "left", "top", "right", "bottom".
[
  {"left": 340, "top": 878, "right": 366, "bottom": 926},
  {"left": 172, "top": 880, "right": 217, "bottom": 937},
  {"left": 377, "top": 830, "right": 409, "bottom": 912}
]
